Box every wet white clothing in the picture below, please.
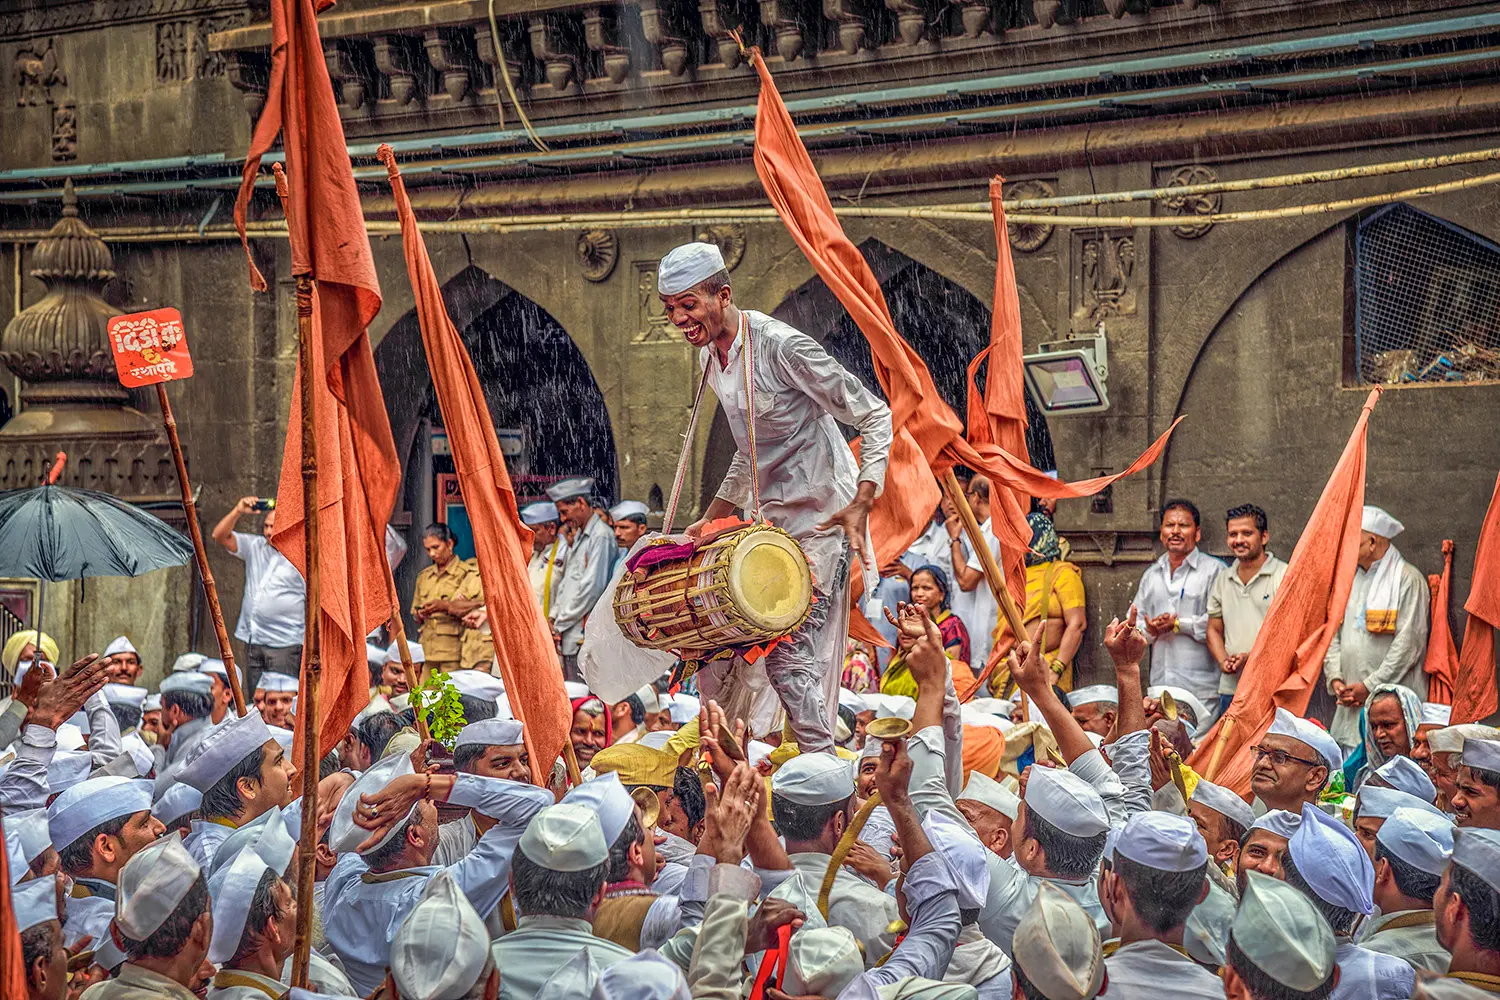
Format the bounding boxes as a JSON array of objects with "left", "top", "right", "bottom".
[
  {"left": 492, "top": 915, "right": 635, "bottom": 1000},
  {"left": 185, "top": 818, "right": 233, "bottom": 872},
  {"left": 230, "top": 531, "right": 306, "bottom": 648},
  {"left": 1324, "top": 556, "right": 1430, "bottom": 748},
  {"left": 767, "top": 851, "right": 901, "bottom": 967},
  {"left": 551, "top": 513, "right": 615, "bottom": 656},
  {"left": 1331, "top": 939, "right": 1416, "bottom": 1000},
  {"left": 840, "top": 852, "right": 964, "bottom": 999},
  {"left": 958, "top": 520, "right": 1003, "bottom": 670},
  {"left": 321, "top": 775, "right": 552, "bottom": 994},
  {"left": 1132, "top": 548, "right": 1225, "bottom": 711},
  {"left": 0, "top": 723, "right": 57, "bottom": 809},
  {"left": 528, "top": 536, "right": 569, "bottom": 619},
  {"left": 1357, "top": 909, "right": 1449, "bottom": 974},
  {"left": 1105, "top": 939, "right": 1226, "bottom": 998}
]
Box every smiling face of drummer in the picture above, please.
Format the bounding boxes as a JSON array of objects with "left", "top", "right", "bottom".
[{"left": 661, "top": 273, "right": 741, "bottom": 364}]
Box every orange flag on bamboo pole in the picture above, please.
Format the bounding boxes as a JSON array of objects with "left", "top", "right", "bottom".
[
  {"left": 1423, "top": 540, "right": 1459, "bottom": 705},
  {"left": 748, "top": 47, "right": 1180, "bottom": 568},
  {"left": 1187, "top": 389, "right": 1381, "bottom": 794},
  {"left": 1452, "top": 473, "right": 1500, "bottom": 724},
  {"left": 0, "top": 816, "right": 26, "bottom": 1000},
  {"left": 232, "top": 0, "right": 400, "bottom": 760},
  {"left": 377, "top": 146, "right": 572, "bottom": 780}
]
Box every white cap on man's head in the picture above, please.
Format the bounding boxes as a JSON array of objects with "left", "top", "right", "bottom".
[
  {"left": 563, "top": 773, "right": 637, "bottom": 845},
  {"left": 1232, "top": 871, "right": 1336, "bottom": 992},
  {"left": 103, "top": 683, "right": 147, "bottom": 709},
  {"left": 520, "top": 803, "right": 608, "bottom": 872},
  {"left": 455, "top": 718, "right": 524, "bottom": 749},
  {"left": 1463, "top": 739, "right": 1500, "bottom": 774},
  {"left": 957, "top": 770, "right": 1020, "bottom": 820},
  {"left": 1358, "top": 785, "right": 1444, "bottom": 821},
  {"left": 1374, "top": 755, "right": 1438, "bottom": 802},
  {"left": 170, "top": 653, "right": 206, "bottom": 673},
  {"left": 1362, "top": 506, "right": 1404, "bottom": 539},
  {"left": 1189, "top": 779, "right": 1255, "bottom": 832},
  {"left": 1114, "top": 811, "right": 1208, "bottom": 872},
  {"left": 176, "top": 709, "right": 272, "bottom": 792},
  {"left": 1453, "top": 827, "right": 1500, "bottom": 894},
  {"left": 1377, "top": 807, "right": 1455, "bottom": 876},
  {"left": 7, "top": 808, "right": 51, "bottom": 866},
  {"left": 546, "top": 477, "right": 596, "bottom": 503},
  {"left": 160, "top": 670, "right": 213, "bottom": 696},
  {"left": 1025, "top": 767, "right": 1109, "bottom": 837},
  {"left": 14, "top": 879, "right": 60, "bottom": 932},
  {"left": 255, "top": 672, "right": 299, "bottom": 693},
  {"left": 448, "top": 670, "right": 505, "bottom": 702},
  {"left": 1011, "top": 882, "right": 1104, "bottom": 1000},
  {"left": 329, "top": 752, "right": 417, "bottom": 855},
  {"left": 207, "top": 846, "right": 272, "bottom": 964},
  {"left": 785, "top": 926, "right": 863, "bottom": 998},
  {"left": 1421, "top": 703, "right": 1453, "bottom": 728},
  {"left": 590, "top": 950, "right": 691, "bottom": 1000},
  {"left": 48, "top": 776, "right": 153, "bottom": 852},
  {"left": 392, "top": 872, "right": 492, "bottom": 1000},
  {"left": 771, "top": 753, "right": 855, "bottom": 806},
  {"left": 922, "top": 812, "right": 992, "bottom": 909},
  {"left": 837, "top": 688, "right": 867, "bottom": 714},
  {"left": 1288, "top": 802, "right": 1373, "bottom": 915},
  {"left": 1266, "top": 707, "right": 1343, "bottom": 771},
  {"left": 198, "top": 659, "right": 242, "bottom": 687},
  {"left": 1069, "top": 685, "right": 1118, "bottom": 708},
  {"left": 609, "top": 500, "right": 649, "bottom": 523},
  {"left": 143, "top": 693, "right": 162, "bottom": 713},
  {"left": 1429, "top": 724, "right": 1500, "bottom": 756},
  {"left": 386, "top": 641, "right": 425, "bottom": 665},
  {"left": 104, "top": 635, "right": 138, "bottom": 657},
  {"left": 152, "top": 783, "right": 202, "bottom": 827},
  {"left": 657, "top": 243, "right": 727, "bottom": 297},
  {"left": 116, "top": 832, "right": 201, "bottom": 940},
  {"left": 666, "top": 693, "right": 700, "bottom": 725},
  {"left": 521, "top": 501, "right": 560, "bottom": 526},
  {"left": 1249, "top": 809, "right": 1302, "bottom": 840}
]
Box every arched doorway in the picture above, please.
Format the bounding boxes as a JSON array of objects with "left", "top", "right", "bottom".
[
  {"left": 375, "top": 265, "right": 617, "bottom": 597},
  {"left": 700, "top": 241, "right": 1055, "bottom": 507}
]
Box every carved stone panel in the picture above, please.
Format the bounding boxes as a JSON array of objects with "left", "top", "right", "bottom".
[
  {"left": 1071, "top": 228, "right": 1137, "bottom": 326},
  {"left": 577, "top": 230, "right": 619, "bottom": 282},
  {"left": 1003, "top": 178, "right": 1057, "bottom": 253},
  {"left": 51, "top": 100, "right": 76, "bottom": 161},
  {"left": 15, "top": 38, "right": 67, "bottom": 105},
  {"left": 1162, "top": 164, "right": 1221, "bottom": 239},
  {"left": 157, "top": 21, "right": 190, "bottom": 81},
  {"left": 634, "top": 264, "right": 679, "bottom": 344}
]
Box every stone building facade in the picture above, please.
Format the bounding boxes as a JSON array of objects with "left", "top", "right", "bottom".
[{"left": 2, "top": 0, "right": 1499, "bottom": 686}]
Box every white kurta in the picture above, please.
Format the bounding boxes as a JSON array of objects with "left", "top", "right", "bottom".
[
  {"left": 1323, "top": 557, "right": 1430, "bottom": 748},
  {"left": 185, "top": 819, "right": 233, "bottom": 871},
  {"left": 1132, "top": 548, "right": 1224, "bottom": 709},
  {"left": 0, "top": 723, "right": 56, "bottom": 809},
  {"left": 767, "top": 852, "right": 901, "bottom": 966},
  {"left": 956, "top": 520, "right": 1003, "bottom": 670},
  {"left": 1332, "top": 939, "right": 1418, "bottom": 1000},
  {"left": 1357, "top": 910, "right": 1449, "bottom": 974},
  {"left": 527, "top": 536, "right": 569, "bottom": 619},
  {"left": 1105, "top": 940, "right": 1226, "bottom": 999},
  {"left": 551, "top": 513, "right": 616, "bottom": 656},
  {"left": 493, "top": 916, "right": 636, "bottom": 1000}
]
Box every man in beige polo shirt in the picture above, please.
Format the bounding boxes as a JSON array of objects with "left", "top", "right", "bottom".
[{"left": 1207, "top": 503, "right": 1288, "bottom": 718}]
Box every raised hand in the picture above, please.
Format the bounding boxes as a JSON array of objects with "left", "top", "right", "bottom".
[
  {"left": 698, "top": 761, "right": 760, "bottom": 865},
  {"left": 746, "top": 898, "right": 806, "bottom": 955},
  {"left": 1103, "top": 605, "right": 1148, "bottom": 666},
  {"left": 31, "top": 654, "right": 109, "bottom": 730},
  {"left": 872, "top": 736, "right": 913, "bottom": 806}
]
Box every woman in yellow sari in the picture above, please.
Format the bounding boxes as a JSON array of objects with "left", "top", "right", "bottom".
[{"left": 991, "top": 513, "right": 1087, "bottom": 692}]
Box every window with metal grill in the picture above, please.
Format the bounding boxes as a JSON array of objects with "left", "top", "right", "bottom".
[{"left": 1352, "top": 203, "right": 1500, "bottom": 385}]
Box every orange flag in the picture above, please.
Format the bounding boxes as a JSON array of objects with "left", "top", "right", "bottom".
[
  {"left": 0, "top": 813, "right": 25, "bottom": 1000},
  {"left": 1189, "top": 389, "right": 1381, "bottom": 793},
  {"left": 378, "top": 146, "right": 572, "bottom": 781},
  {"left": 232, "top": 0, "right": 399, "bottom": 760},
  {"left": 1423, "top": 540, "right": 1459, "bottom": 705},
  {"left": 749, "top": 48, "right": 1179, "bottom": 569},
  {"left": 1452, "top": 473, "right": 1500, "bottom": 724}
]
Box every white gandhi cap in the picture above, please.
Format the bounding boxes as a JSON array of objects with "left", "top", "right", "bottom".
[
  {"left": 1361, "top": 506, "right": 1405, "bottom": 539},
  {"left": 1266, "top": 707, "right": 1343, "bottom": 771},
  {"left": 13, "top": 879, "right": 60, "bottom": 933},
  {"left": 387, "top": 641, "right": 425, "bottom": 665},
  {"left": 657, "top": 242, "right": 727, "bottom": 296},
  {"left": 785, "top": 926, "right": 863, "bottom": 997},
  {"left": 1462, "top": 738, "right": 1500, "bottom": 774},
  {"left": 1288, "top": 802, "right": 1373, "bottom": 915},
  {"left": 922, "top": 811, "right": 992, "bottom": 909},
  {"left": 1189, "top": 779, "right": 1255, "bottom": 832},
  {"left": 1429, "top": 724, "right": 1500, "bottom": 756},
  {"left": 590, "top": 949, "right": 692, "bottom": 1000},
  {"left": 1453, "top": 827, "right": 1500, "bottom": 893},
  {"left": 1357, "top": 785, "right": 1444, "bottom": 821},
  {"left": 957, "top": 770, "right": 1020, "bottom": 820},
  {"left": 392, "top": 871, "right": 493, "bottom": 1000},
  {"left": 1011, "top": 882, "right": 1104, "bottom": 1000},
  {"left": 1025, "top": 766, "right": 1109, "bottom": 837},
  {"left": 48, "top": 776, "right": 153, "bottom": 852},
  {"left": 116, "top": 831, "right": 201, "bottom": 940},
  {"left": 519, "top": 802, "right": 608, "bottom": 872},
  {"left": 1233, "top": 870, "right": 1335, "bottom": 992},
  {"left": 175, "top": 708, "right": 273, "bottom": 792},
  {"left": 1249, "top": 809, "right": 1302, "bottom": 839},
  {"left": 207, "top": 844, "right": 272, "bottom": 964},
  {"left": 1376, "top": 807, "right": 1455, "bottom": 876},
  {"left": 256, "top": 672, "right": 300, "bottom": 693},
  {"left": 521, "top": 501, "right": 560, "bottom": 525},
  {"left": 771, "top": 752, "right": 855, "bottom": 806},
  {"left": 1421, "top": 703, "right": 1453, "bottom": 728},
  {"left": 563, "top": 772, "right": 637, "bottom": 846},
  {"left": 455, "top": 718, "right": 525, "bottom": 749},
  {"left": 1374, "top": 755, "right": 1438, "bottom": 802},
  {"left": 104, "top": 635, "right": 138, "bottom": 657},
  {"left": 1113, "top": 811, "right": 1208, "bottom": 872},
  {"left": 1069, "top": 685, "right": 1118, "bottom": 708}
]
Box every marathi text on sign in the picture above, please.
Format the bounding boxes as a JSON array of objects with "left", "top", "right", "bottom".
[{"left": 107, "top": 307, "right": 194, "bottom": 387}]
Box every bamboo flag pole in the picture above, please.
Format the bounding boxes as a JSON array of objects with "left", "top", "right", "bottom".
[
  {"left": 1205, "top": 716, "right": 1237, "bottom": 782},
  {"left": 156, "top": 383, "right": 246, "bottom": 716},
  {"left": 373, "top": 544, "right": 430, "bottom": 741},
  {"left": 939, "top": 468, "right": 1028, "bottom": 647},
  {"left": 289, "top": 274, "right": 321, "bottom": 990}
]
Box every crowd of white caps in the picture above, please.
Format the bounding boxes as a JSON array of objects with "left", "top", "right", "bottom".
[{"left": 8, "top": 623, "right": 1500, "bottom": 1000}]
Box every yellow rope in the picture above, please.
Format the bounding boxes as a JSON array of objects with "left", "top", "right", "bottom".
[{"left": 486, "top": 0, "right": 549, "bottom": 153}]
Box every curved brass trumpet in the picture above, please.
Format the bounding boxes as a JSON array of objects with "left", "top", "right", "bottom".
[{"left": 816, "top": 719, "right": 910, "bottom": 920}]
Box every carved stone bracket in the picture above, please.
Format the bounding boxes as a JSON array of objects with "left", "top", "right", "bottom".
[
  {"left": 324, "top": 40, "right": 373, "bottom": 110},
  {"left": 374, "top": 35, "right": 420, "bottom": 106},
  {"left": 637, "top": 0, "right": 693, "bottom": 77},
  {"left": 948, "top": 0, "right": 994, "bottom": 38},
  {"left": 824, "top": 0, "right": 873, "bottom": 54},
  {"left": 1032, "top": 0, "right": 1075, "bottom": 28},
  {"left": 1004, "top": 178, "right": 1056, "bottom": 252},
  {"left": 529, "top": 15, "right": 584, "bottom": 93},
  {"left": 226, "top": 49, "right": 269, "bottom": 119},
  {"left": 577, "top": 230, "right": 620, "bottom": 282},
  {"left": 1071, "top": 227, "right": 1137, "bottom": 327},
  {"left": 885, "top": 0, "right": 933, "bottom": 45},
  {"left": 582, "top": 8, "right": 632, "bottom": 84},
  {"left": 1163, "top": 164, "right": 1221, "bottom": 239},
  {"left": 698, "top": 0, "right": 747, "bottom": 68},
  {"left": 424, "top": 28, "right": 479, "bottom": 103},
  {"left": 759, "top": 0, "right": 807, "bottom": 62},
  {"left": 694, "top": 223, "right": 746, "bottom": 271}
]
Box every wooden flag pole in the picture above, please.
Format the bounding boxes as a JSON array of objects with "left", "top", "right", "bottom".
[
  {"left": 374, "top": 545, "right": 430, "bottom": 740},
  {"left": 156, "top": 383, "right": 246, "bottom": 716},
  {"left": 940, "top": 468, "right": 1029, "bottom": 648},
  {"left": 1204, "top": 716, "right": 1237, "bottom": 782},
  {"left": 290, "top": 273, "right": 321, "bottom": 990}
]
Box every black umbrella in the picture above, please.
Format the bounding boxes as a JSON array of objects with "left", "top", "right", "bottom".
[{"left": 0, "top": 484, "right": 194, "bottom": 632}]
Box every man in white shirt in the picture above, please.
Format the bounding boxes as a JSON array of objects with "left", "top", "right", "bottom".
[
  {"left": 1207, "top": 503, "right": 1289, "bottom": 719},
  {"left": 1131, "top": 499, "right": 1224, "bottom": 714},
  {"left": 1324, "top": 505, "right": 1430, "bottom": 750},
  {"left": 212, "top": 496, "right": 305, "bottom": 694},
  {"left": 950, "top": 474, "right": 1003, "bottom": 671},
  {"left": 659, "top": 241, "right": 893, "bottom": 754},
  {"left": 547, "top": 477, "right": 616, "bottom": 682},
  {"left": 521, "top": 501, "right": 569, "bottom": 619}
]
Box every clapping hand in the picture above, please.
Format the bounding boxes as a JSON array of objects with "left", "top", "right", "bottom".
[
  {"left": 697, "top": 761, "right": 761, "bottom": 866},
  {"left": 1103, "top": 606, "right": 1148, "bottom": 666}
]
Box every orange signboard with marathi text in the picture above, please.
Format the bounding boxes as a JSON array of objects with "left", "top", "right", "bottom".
[{"left": 107, "top": 307, "right": 193, "bottom": 387}]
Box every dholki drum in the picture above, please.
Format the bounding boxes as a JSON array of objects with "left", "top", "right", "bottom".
[{"left": 614, "top": 523, "right": 812, "bottom": 659}]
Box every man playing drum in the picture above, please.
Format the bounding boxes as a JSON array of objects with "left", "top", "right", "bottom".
[{"left": 658, "top": 241, "right": 893, "bottom": 754}]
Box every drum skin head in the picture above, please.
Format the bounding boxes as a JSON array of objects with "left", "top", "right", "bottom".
[{"left": 727, "top": 529, "right": 811, "bottom": 633}]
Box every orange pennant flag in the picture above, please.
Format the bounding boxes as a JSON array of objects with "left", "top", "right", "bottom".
[
  {"left": 1452, "top": 473, "right": 1500, "bottom": 724},
  {"left": 0, "top": 813, "right": 26, "bottom": 1000},
  {"left": 233, "top": 0, "right": 400, "bottom": 761},
  {"left": 748, "top": 48, "right": 1180, "bottom": 569},
  {"left": 1189, "top": 389, "right": 1381, "bottom": 793},
  {"left": 1423, "top": 540, "right": 1459, "bottom": 705},
  {"left": 378, "top": 146, "right": 572, "bottom": 781}
]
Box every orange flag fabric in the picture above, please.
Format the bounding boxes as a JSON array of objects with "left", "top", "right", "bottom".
[
  {"left": 232, "top": 0, "right": 400, "bottom": 760},
  {"left": 1452, "top": 473, "right": 1500, "bottom": 724},
  {"left": 749, "top": 48, "right": 1180, "bottom": 570},
  {"left": 0, "top": 813, "right": 25, "bottom": 1000},
  {"left": 378, "top": 146, "right": 572, "bottom": 780},
  {"left": 1188, "top": 389, "right": 1381, "bottom": 793},
  {"left": 1423, "top": 540, "right": 1459, "bottom": 705}
]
